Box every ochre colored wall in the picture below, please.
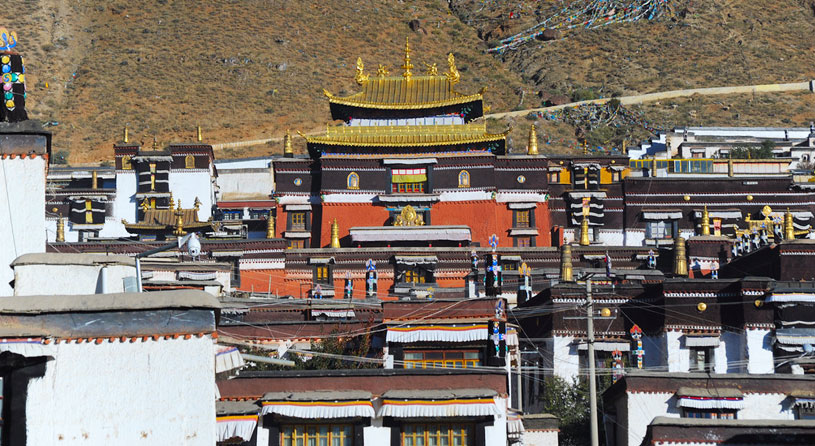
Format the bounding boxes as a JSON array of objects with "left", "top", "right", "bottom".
[{"left": 319, "top": 203, "right": 392, "bottom": 247}]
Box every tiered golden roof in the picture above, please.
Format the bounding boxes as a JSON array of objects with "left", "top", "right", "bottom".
[
  {"left": 324, "top": 43, "right": 480, "bottom": 110},
  {"left": 301, "top": 122, "right": 508, "bottom": 147}
]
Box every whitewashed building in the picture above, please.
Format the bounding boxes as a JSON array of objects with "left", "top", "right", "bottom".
[
  {"left": 603, "top": 372, "right": 815, "bottom": 446},
  {"left": 0, "top": 289, "right": 220, "bottom": 445},
  {"left": 0, "top": 122, "right": 50, "bottom": 296}
]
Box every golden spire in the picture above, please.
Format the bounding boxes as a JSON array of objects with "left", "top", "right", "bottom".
[
  {"left": 674, "top": 236, "right": 688, "bottom": 276},
  {"left": 527, "top": 124, "right": 539, "bottom": 156},
  {"left": 330, "top": 218, "right": 340, "bottom": 248},
  {"left": 173, "top": 204, "right": 186, "bottom": 237},
  {"left": 651, "top": 155, "right": 657, "bottom": 177},
  {"left": 579, "top": 214, "right": 591, "bottom": 246},
  {"left": 91, "top": 170, "right": 98, "bottom": 190},
  {"left": 785, "top": 208, "right": 795, "bottom": 240},
  {"left": 583, "top": 141, "right": 588, "bottom": 155},
  {"left": 728, "top": 156, "right": 734, "bottom": 177},
  {"left": 622, "top": 140, "right": 627, "bottom": 155},
  {"left": 197, "top": 125, "right": 203, "bottom": 142},
  {"left": 123, "top": 126, "right": 129, "bottom": 143},
  {"left": 266, "top": 210, "right": 275, "bottom": 239},
  {"left": 284, "top": 129, "right": 293, "bottom": 157},
  {"left": 376, "top": 64, "right": 390, "bottom": 77},
  {"left": 354, "top": 57, "right": 369, "bottom": 85},
  {"left": 560, "top": 244, "right": 573, "bottom": 282},
  {"left": 56, "top": 215, "right": 65, "bottom": 242},
  {"left": 445, "top": 53, "right": 460, "bottom": 85},
  {"left": 152, "top": 136, "right": 158, "bottom": 150},
  {"left": 402, "top": 37, "right": 413, "bottom": 80},
  {"left": 701, "top": 206, "right": 710, "bottom": 236}
]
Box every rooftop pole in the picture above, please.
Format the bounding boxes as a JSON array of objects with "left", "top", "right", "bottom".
[{"left": 587, "top": 278, "right": 599, "bottom": 446}]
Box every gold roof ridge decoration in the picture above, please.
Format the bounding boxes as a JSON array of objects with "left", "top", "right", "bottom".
[
  {"left": 302, "top": 122, "right": 510, "bottom": 148},
  {"left": 324, "top": 43, "right": 479, "bottom": 110}
]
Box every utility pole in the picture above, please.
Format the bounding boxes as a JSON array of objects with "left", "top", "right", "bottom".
[{"left": 586, "top": 278, "right": 599, "bottom": 446}]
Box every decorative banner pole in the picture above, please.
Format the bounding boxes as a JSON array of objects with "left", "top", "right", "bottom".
[
  {"left": 612, "top": 349, "right": 624, "bottom": 383},
  {"left": 365, "top": 259, "right": 377, "bottom": 298},
  {"left": 344, "top": 271, "right": 353, "bottom": 299},
  {"left": 630, "top": 324, "right": 644, "bottom": 369}
]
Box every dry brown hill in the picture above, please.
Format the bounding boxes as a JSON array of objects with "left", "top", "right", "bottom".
[
  {"left": 2, "top": 0, "right": 814, "bottom": 163},
  {"left": 1, "top": 0, "right": 530, "bottom": 163}
]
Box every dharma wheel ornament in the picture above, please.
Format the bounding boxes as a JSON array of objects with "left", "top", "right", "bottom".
[
  {"left": 697, "top": 302, "right": 707, "bottom": 312},
  {"left": 754, "top": 299, "right": 763, "bottom": 308},
  {"left": 600, "top": 307, "right": 611, "bottom": 317}
]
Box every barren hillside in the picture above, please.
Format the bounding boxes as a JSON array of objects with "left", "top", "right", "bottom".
[{"left": 2, "top": 0, "right": 814, "bottom": 163}]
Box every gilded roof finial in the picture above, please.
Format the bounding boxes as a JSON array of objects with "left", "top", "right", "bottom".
[
  {"left": 785, "top": 208, "right": 795, "bottom": 240},
  {"left": 402, "top": 37, "right": 413, "bottom": 80},
  {"left": 354, "top": 57, "right": 369, "bottom": 85},
  {"left": 579, "top": 214, "right": 591, "bottom": 246},
  {"left": 423, "top": 62, "right": 439, "bottom": 76},
  {"left": 674, "top": 236, "right": 688, "bottom": 276},
  {"left": 701, "top": 206, "right": 710, "bottom": 236},
  {"left": 56, "top": 215, "right": 65, "bottom": 242},
  {"left": 527, "top": 124, "right": 539, "bottom": 156},
  {"left": 91, "top": 170, "right": 98, "bottom": 189},
  {"left": 152, "top": 136, "right": 158, "bottom": 150},
  {"left": 377, "top": 64, "right": 390, "bottom": 77},
  {"left": 284, "top": 129, "right": 293, "bottom": 157},
  {"left": 330, "top": 218, "right": 341, "bottom": 248},
  {"left": 123, "top": 126, "right": 129, "bottom": 143},
  {"left": 266, "top": 210, "right": 275, "bottom": 239},
  {"left": 173, "top": 203, "right": 186, "bottom": 237},
  {"left": 445, "top": 53, "right": 460, "bottom": 85},
  {"left": 560, "top": 244, "right": 573, "bottom": 282},
  {"left": 140, "top": 199, "right": 150, "bottom": 213},
  {"left": 197, "top": 125, "right": 202, "bottom": 142}
]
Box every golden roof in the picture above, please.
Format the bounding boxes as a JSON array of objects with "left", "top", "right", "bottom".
[
  {"left": 123, "top": 208, "right": 212, "bottom": 230},
  {"left": 324, "top": 76, "right": 483, "bottom": 110},
  {"left": 302, "top": 122, "right": 508, "bottom": 147}
]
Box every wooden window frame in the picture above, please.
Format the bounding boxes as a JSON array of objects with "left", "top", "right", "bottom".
[
  {"left": 403, "top": 268, "right": 426, "bottom": 284},
  {"left": 288, "top": 239, "right": 305, "bottom": 249},
  {"left": 403, "top": 349, "right": 481, "bottom": 369},
  {"left": 290, "top": 212, "right": 306, "bottom": 231},
  {"left": 401, "top": 423, "right": 472, "bottom": 446},
  {"left": 314, "top": 265, "right": 330, "bottom": 284},
  {"left": 548, "top": 171, "right": 560, "bottom": 183},
  {"left": 281, "top": 423, "right": 352, "bottom": 446},
  {"left": 392, "top": 182, "right": 426, "bottom": 194}
]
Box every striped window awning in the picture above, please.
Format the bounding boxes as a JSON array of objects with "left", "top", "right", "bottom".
[
  {"left": 792, "top": 397, "right": 815, "bottom": 410},
  {"left": 676, "top": 387, "right": 743, "bottom": 410},
  {"left": 216, "top": 401, "right": 259, "bottom": 443},
  {"left": 215, "top": 345, "right": 246, "bottom": 374},
  {"left": 377, "top": 389, "right": 499, "bottom": 418},
  {"left": 685, "top": 335, "right": 720, "bottom": 347},
  {"left": 386, "top": 324, "right": 489, "bottom": 343},
  {"left": 642, "top": 210, "right": 683, "bottom": 220},
  {"left": 767, "top": 293, "right": 815, "bottom": 303},
  {"left": 392, "top": 168, "right": 427, "bottom": 183},
  {"left": 775, "top": 328, "right": 815, "bottom": 346},
  {"left": 260, "top": 391, "right": 375, "bottom": 419}
]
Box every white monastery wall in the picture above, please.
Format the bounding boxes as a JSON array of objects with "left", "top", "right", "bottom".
[
  {"left": 0, "top": 156, "right": 46, "bottom": 296},
  {"left": 26, "top": 336, "right": 216, "bottom": 445}
]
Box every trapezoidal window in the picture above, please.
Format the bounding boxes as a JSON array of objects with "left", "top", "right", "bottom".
[
  {"left": 458, "top": 170, "right": 470, "bottom": 188},
  {"left": 347, "top": 172, "right": 360, "bottom": 190},
  {"left": 185, "top": 154, "right": 195, "bottom": 169}
]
